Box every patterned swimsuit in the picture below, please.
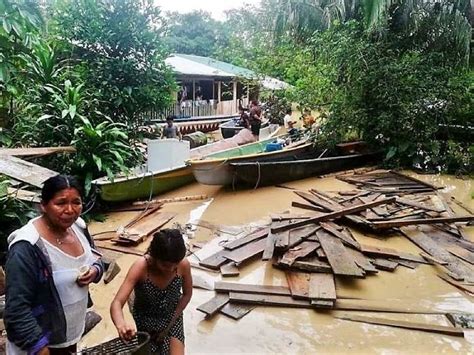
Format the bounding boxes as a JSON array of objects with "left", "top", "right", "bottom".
[{"left": 133, "top": 272, "right": 184, "bottom": 354}]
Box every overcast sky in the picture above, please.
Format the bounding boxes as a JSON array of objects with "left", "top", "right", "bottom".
[{"left": 156, "top": 0, "right": 262, "bottom": 20}]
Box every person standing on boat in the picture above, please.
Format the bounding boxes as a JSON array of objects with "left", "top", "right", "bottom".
[
  {"left": 110, "top": 229, "right": 192, "bottom": 355},
  {"left": 4, "top": 175, "right": 103, "bottom": 355},
  {"left": 248, "top": 100, "right": 262, "bottom": 138},
  {"left": 162, "top": 116, "right": 182, "bottom": 140}
]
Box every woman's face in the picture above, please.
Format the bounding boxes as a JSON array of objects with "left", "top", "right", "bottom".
[{"left": 41, "top": 188, "right": 83, "bottom": 230}]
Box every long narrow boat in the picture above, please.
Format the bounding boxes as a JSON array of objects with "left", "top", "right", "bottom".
[
  {"left": 229, "top": 150, "right": 381, "bottom": 188},
  {"left": 91, "top": 125, "right": 281, "bottom": 202},
  {"left": 188, "top": 138, "right": 313, "bottom": 186}
]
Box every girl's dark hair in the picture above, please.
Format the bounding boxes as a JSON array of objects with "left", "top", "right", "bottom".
[
  {"left": 147, "top": 229, "right": 186, "bottom": 263},
  {"left": 41, "top": 175, "right": 83, "bottom": 203}
]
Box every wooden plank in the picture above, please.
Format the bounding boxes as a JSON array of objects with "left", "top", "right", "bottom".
[
  {"left": 347, "top": 248, "right": 378, "bottom": 273},
  {"left": 274, "top": 230, "right": 290, "bottom": 249},
  {"left": 360, "top": 244, "right": 429, "bottom": 264},
  {"left": 420, "top": 252, "right": 448, "bottom": 265},
  {"left": 214, "top": 282, "right": 291, "bottom": 296},
  {"left": 372, "top": 259, "right": 398, "bottom": 271},
  {"left": 448, "top": 247, "right": 474, "bottom": 265},
  {"left": 199, "top": 249, "right": 230, "bottom": 270},
  {"left": 262, "top": 232, "right": 277, "bottom": 261},
  {"left": 7, "top": 187, "right": 41, "bottom": 203},
  {"left": 320, "top": 222, "right": 361, "bottom": 250},
  {"left": 291, "top": 201, "right": 326, "bottom": 212},
  {"left": 392, "top": 259, "right": 418, "bottom": 269},
  {"left": 372, "top": 216, "right": 474, "bottom": 229},
  {"left": 288, "top": 257, "right": 332, "bottom": 273},
  {"left": 437, "top": 274, "right": 474, "bottom": 295},
  {"left": 196, "top": 293, "right": 229, "bottom": 317},
  {"left": 294, "top": 191, "right": 337, "bottom": 211},
  {"left": 309, "top": 273, "right": 336, "bottom": 301},
  {"left": 395, "top": 197, "right": 443, "bottom": 213},
  {"left": 287, "top": 225, "right": 320, "bottom": 249},
  {"left": 286, "top": 271, "right": 311, "bottom": 299},
  {"left": 229, "top": 292, "right": 312, "bottom": 309},
  {"left": 337, "top": 315, "right": 464, "bottom": 337},
  {"left": 220, "top": 262, "right": 240, "bottom": 277},
  {"left": 192, "top": 275, "right": 214, "bottom": 291},
  {"left": 95, "top": 241, "right": 143, "bottom": 256},
  {"left": 279, "top": 241, "right": 319, "bottom": 267},
  {"left": 121, "top": 212, "right": 175, "bottom": 243},
  {"left": 223, "top": 228, "right": 268, "bottom": 250},
  {"left": 272, "top": 197, "right": 396, "bottom": 233},
  {"left": 224, "top": 237, "right": 267, "bottom": 264},
  {"left": 220, "top": 303, "right": 255, "bottom": 320},
  {"left": 317, "top": 230, "right": 365, "bottom": 277},
  {"left": 401, "top": 227, "right": 474, "bottom": 282},
  {"left": 316, "top": 248, "right": 327, "bottom": 259},
  {"left": 0, "top": 146, "right": 75, "bottom": 157},
  {"left": 390, "top": 170, "right": 440, "bottom": 190},
  {"left": 0, "top": 155, "right": 57, "bottom": 188},
  {"left": 334, "top": 299, "right": 446, "bottom": 314}
]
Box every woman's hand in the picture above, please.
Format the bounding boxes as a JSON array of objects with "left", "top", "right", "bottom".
[
  {"left": 77, "top": 266, "right": 98, "bottom": 287},
  {"left": 117, "top": 323, "right": 136, "bottom": 342}
]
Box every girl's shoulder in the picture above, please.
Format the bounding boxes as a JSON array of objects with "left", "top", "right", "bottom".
[
  {"left": 177, "top": 258, "right": 191, "bottom": 276},
  {"left": 128, "top": 256, "right": 149, "bottom": 281}
]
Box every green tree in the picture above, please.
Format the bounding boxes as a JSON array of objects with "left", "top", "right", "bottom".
[
  {"left": 164, "top": 10, "right": 224, "bottom": 57},
  {"left": 51, "top": 0, "right": 175, "bottom": 130}
]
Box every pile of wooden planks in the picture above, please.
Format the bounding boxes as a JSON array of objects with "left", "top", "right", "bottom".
[{"left": 195, "top": 170, "right": 473, "bottom": 336}]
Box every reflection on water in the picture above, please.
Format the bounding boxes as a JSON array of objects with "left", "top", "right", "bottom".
[{"left": 84, "top": 171, "right": 474, "bottom": 354}]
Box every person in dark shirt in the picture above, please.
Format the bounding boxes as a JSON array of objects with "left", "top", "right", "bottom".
[
  {"left": 161, "top": 116, "right": 182, "bottom": 140},
  {"left": 248, "top": 100, "right": 262, "bottom": 137}
]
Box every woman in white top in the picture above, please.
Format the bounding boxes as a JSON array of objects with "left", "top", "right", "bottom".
[{"left": 4, "top": 175, "right": 103, "bottom": 355}]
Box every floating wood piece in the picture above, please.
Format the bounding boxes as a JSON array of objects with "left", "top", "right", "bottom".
[
  {"left": 372, "top": 259, "right": 398, "bottom": 271},
  {"left": 392, "top": 259, "right": 418, "bottom": 269},
  {"left": 447, "top": 247, "right": 474, "bottom": 265},
  {"left": 395, "top": 197, "right": 442, "bottom": 213},
  {"left": 291, "top": 201, "right": 326, "bottom": 212},
  {"left": 420, "top": 252, "right": 448, "bottom": 265},
  {"left": 450, "top": 196, "right": 474, "bottom": 215},
  {"left": 317, "top": 230, "right": 365, "bottom": 278},
  {"left": 224, "top": 238, "right": 267, "bottom": 264},
  {"left": 340, "top": 191, "right": 371, "bottom": 203},
  {"left": 229, "top": 292, "right": 312, "bottom": 309},
  {"left": 286, "top": 225, "right": 320, "bottom": 249},
  {"left": 390, "top": 170, "right": 441, "bottom": 190},
  {"left": 199, "top": 249, "right": 230, "bottom": 270},
  {"left": 437, "top": 274, "right": 474, "bottom": 295},
  {"left": 334, "top": 299, "right": 446, "bottom": 314},
  {"left": 118, "top": 212, "right": 176, "bottom": 244},
  {"left": 337, "top": 315, "right": 464, "bottom": 337},
  {"left": 0, "top": 155, "right": 58, "bottom": 188},
  {"left": 294, "top": 191, "right": 336, "bottom": 211},
  {"left": 316, "top": 248, "right": 327, "bottom": 259},
  {"left": 132, "top": 194, "right": 208, "bottom": 206},
  {"left": 279, "top": 241, "right": 319, "bottom": 267},
  {"left": 214, "top": 282, "right": 291, "bottom": 296},
  {"left": 272, "top": 197, "right": 396, "bottom": 233},
  {"left": 347, "top": 249, "right": 378, "bottom": 274},
  {"left": 360, "top": 244, "right": 430, "bottom": 264},
  {"left": 192, "top": 275, "right": 214, "bottom": 291},
  {"left": 0, "top": 146, "right": 76, "bottom": 157},
  {"left": 262, "top": 231, "right": 277, "bottom": 261},
  {"left": 220, "top": 303, "right": 255, "bottom": 320},
  {"left": 95, "top": 241, "right": 143, "bottom": 256},
  {"left": 274, "top": 230, "right": 290, "bottom": 249},
  {"left": 223, "top": 228, "right": 268, "bottom": 250},
  {"left": 286, "top": 271, "right": 311, "bottom": 299},
  {"left": 371, "top": 216, "right": 473, "bottom": 229},
  {"left": 401, "top": 227, "right": 474, "bottom": 282},
  {"left": 309, "top": 273, "right": 336, "bottom": 303},
  {"left": 103, "top": 260, "right": 121, "bottom": 284},
  {"left": 320, "top": 222, "right": 361, "bottom": 250},
  {"left": 220, "top": 262, "right": 240, "bottom": 277},
  {"left": 287, "top": 257, "right": 332, "bottom": 273},
  {"left": 446, "top": 313, "right": 474, "bottom": 329},
  {"left": 197, "top": 293, "right": 229, "bottom": 317}
]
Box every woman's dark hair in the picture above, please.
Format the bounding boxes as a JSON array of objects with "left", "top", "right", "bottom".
[
  {"left": 147, "top": 229, "right": 186, "bottom": 263},
  {"left": 41, "top": 175, "right": 83, "bottom": 203}
]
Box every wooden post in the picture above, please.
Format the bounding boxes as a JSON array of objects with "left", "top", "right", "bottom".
[
  {"left": 233, "top": 80, "right": 237, "bottom": 113},
  {"left": 192, "top": 79, "right": 196, "bottom": 116},
  {"left": 217, "top": 81, "right": 222, "bottom": 102}
]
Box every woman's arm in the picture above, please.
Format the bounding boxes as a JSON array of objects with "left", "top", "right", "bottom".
[
  {"left": 4, "top": 242, "right": 49, "bottom": 353},
  {"left": 110, "top": 258, "right": 145, "bottom": 341}
]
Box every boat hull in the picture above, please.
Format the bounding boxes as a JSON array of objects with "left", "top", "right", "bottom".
[
  {"left": 95, "top": 165, "right": 195, "bottom": 202},
  {"left": 190, "top": 142, "right": 313, "bottom": 186},
  {"left": 230, "top": 152, "right": 380, "bottom": 187}
]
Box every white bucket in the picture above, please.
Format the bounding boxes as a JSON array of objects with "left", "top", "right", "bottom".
[{"left": 147, "top": 139, "right": 190, "bottom": 172}]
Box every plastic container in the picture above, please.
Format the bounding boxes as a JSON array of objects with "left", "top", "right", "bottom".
[
  {"left": 147, "top": 139, "right": 190, "bottom": 172},
  {"left": 265, "top": 142, "right": 283, "bottom": 152}
]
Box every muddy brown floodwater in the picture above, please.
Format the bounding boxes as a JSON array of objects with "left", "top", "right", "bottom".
[{"left": 82, "top": 172, "right": 474, "bottom": 354}]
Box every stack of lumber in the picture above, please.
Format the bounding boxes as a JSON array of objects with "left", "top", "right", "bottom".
[{"left": 195, "top": 170, "right": 473, "bottom": 336}]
